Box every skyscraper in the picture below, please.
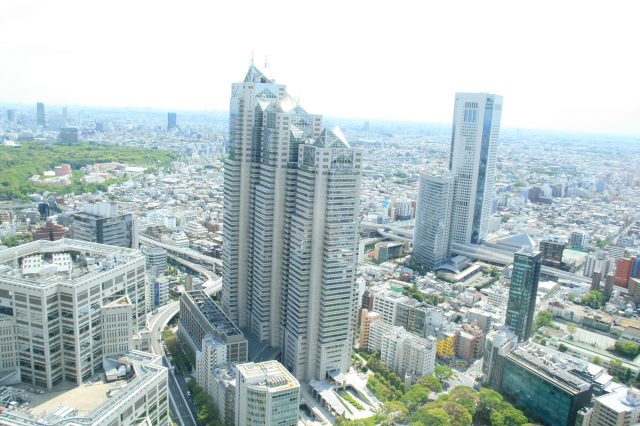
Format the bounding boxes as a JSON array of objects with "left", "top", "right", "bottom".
[
  {"left": 413, "top": 171, "right": 453, "bottom": 268},
  {"left": 505, "top": 248, "right": 542, "bottom": 342},
  {"left": 36, "top": 102, "right": 45, "bottom": 126},
  {"left": 167, "top": 112, "right": 177, "bottom": 130},
  {"left": 448, "top": 93, "right": 503, "bottom": 245},
  {"left": 222, "top": 64, "right": 362, "bottom": 381},
  {"left": 6, "top": 109, "right": 16, "bottom": 124}
]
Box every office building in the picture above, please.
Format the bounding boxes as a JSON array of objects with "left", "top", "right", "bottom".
[
  {"left": 141, "top": 246, "right": 167, "bottom": 277},
  {"left": 591, "top": 270, "right": 603, "bottom": 292},
  {"left": 540, "top": 238, "right": 566, "bottom": 269},
  {"left": 235, "top": 360, "right": 300, "bottom": 426},
  {"left": 0, "top": 239, "right": 147, "bottom": 389},
  {"left": 6, "top": 109, "right": 16, "bottom": 124},
  {"left": 147, "top": 275, "right": 169, "bottom": 308},
  {"left": 570, "top": 231, "right": 587, "bottom": 250},
  {"left": 62, "top": 106, "right": 68, "bottom": 124},
  {"left": 71, "top": 202, "right": 134, "bottom": 248},
  {"left": 500, "top": 344, "right": 593, "bottom": 426},
  {"left": 367, "top": 321, "right": 437, "bottom": 380},
  {"left": 413, "top": 171, "right": 453, "bottom": 269},
  {"left": 36, "top": 102, "right": 45, "bottom": 126},
  {"left": 222, "top": 64, "right": 362, "bottom": 382},
  {"left": 167, "top": 112, "right": 177, "bottom": 130},
  {"left": 448, "top": 93, "right": 503, "bottom": 245},
  {"left": 482, "top": 327, "right": 518, "bottom": 389},
  {"left": 505, "top": 248, "right": 542, "bottom": 342},
  {"left": 0, "top": 351, "right": 169, "bottom": 426},
  {"left": 59, "top": 127, "right": 79, "bottom": 143},
  {"left": 178, "top": 290, "right": 248, "bottom": 364},
  {"left": 588, "top": 386, "right": 640, "bottom": 426},
  {"left": 195, "top": 333, "right": 228, "bottom": 398}
]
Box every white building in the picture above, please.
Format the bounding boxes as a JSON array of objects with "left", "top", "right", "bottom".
[
  {"left": 236, "top": 361, "right": 300, "bottom": 426},
  {"left": 195, "top": 334, "right": 227, "bottom": 397},
  {"left": 368, "top": 321, "right": 437, "bottom": 380},
  {"left": 449, "top": 93, "right": 503, "bottom": 246},
  {"left": 589, "top": 386, "right": 640, "bottom": 426}
]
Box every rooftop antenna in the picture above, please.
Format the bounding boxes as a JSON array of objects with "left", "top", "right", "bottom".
[
  {"left": 264, "top": 55, "right": 269, "bottom": 70},
  {"left": 251, "top": 51, "right": 255, "bottom": 66}
]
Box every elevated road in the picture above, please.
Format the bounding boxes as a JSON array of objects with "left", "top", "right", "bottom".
[{"left": 139, "top": 234, "right": 222, "bottom": 273}]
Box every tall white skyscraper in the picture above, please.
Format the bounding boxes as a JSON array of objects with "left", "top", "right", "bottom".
[
  {"left": 222, "top": 64, "right": 362, "bottom": 381},
  {"left": 448, "top": 93, "right": 503, "bottom": 245}
]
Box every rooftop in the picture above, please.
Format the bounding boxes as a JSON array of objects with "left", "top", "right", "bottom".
[
  {"left": 507, "top": 343, "right": 591, "bottom": 394},
  {"left": 0, "top": 351, "right": 165, "bottom": 426},
  {"left": 187, "top": 290, "right": 242, "bottom": 337},
  {"left": 0, "top": 239, "right": 143, "bottom": 288},
  {"left": 236, "top": 361, "right": 299, "bottom": 391}
]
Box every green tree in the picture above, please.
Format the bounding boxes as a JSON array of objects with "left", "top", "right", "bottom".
[
  {"left": 411, "top": 407, "right": 450, "bottom": 426},
  {"left": 384, "top": 401, "right": 409, "bottom": 423},
  {"left": 434, "top": 365, "right": 454, "bottom": 382},
  {"left": 582, "top": 290, "right": 605, "bottom": 308},
  {"left": 401, "top": 385, "right": 430, "bottom": 410},
  {"left": 592, "top": 356, "right": 602, "bottom": 365},
  {"left": 609, "top": 359, "right": 624, "bottom": 376},
  {"left": 534, "top": 310, "right": 553, "bottom": 330},
  {"left": 449, "top": 386, "right": 479, "bottom": 415},
  {"left": 417, "top": 375, "right": 443, "bottom": 392},
  {"left": 558, "top": 343, "right": 568, "bottom": 352},
  {"left": 612, "top": 340, "right": 640, "bottom": 359}
]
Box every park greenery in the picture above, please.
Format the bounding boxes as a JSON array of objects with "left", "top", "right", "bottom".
[
  {"left": 0, "top": 141, "right": 176, "bottom": 199},
  {"left": 533, "top": 310, "right": 554, "bottom": 330},
  {"left": 348, "top": 351, "right": 529, "bottom": 425},
  {"left": 186, "top": 381, "right": 223, "bottom": 426}
]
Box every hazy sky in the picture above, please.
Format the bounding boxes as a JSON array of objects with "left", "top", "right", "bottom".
[{"left": 1, "top": 0, "right": 639, "bottom": 135}]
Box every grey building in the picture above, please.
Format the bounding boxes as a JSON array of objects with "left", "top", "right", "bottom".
[
  {"left": 167, "top": 112, "right": 176, "bottom": 130},
  {"left": 141, "top": 246, "right": 167, "bottom": 277},
  {"left": 222, "top": 64, "right": 362, "bottom": 382},
  {"left": 178, "top": 290, "right": 248, "bottom": 364},
  {"left": 0, "top": 239, "right": 147, "bottom": 389},
  {"left": 413, "top": 171, "right": 453, "bottom": 269},
  {"left": 71, "top": 202, "right": 134, "bottom": 248},
  {"left": 505, "top": 247, "right": 542, "bottom": 342},
  {"left": 36, "top": 102, "right": 45, "bottom": 126}
]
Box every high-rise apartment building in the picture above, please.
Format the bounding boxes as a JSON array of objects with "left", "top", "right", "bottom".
[
  {"left": 222, "top": 64, "right": 362, "bottom": 381},
  {"left": 448, "top": 93, "right": 503, "bottom": 245},
  {"left": 167, "top": 112, "right": 177, "bottom": 130},
  {"left": 505, "top": 248, "right": 542, "bottom": 342},
  {"left": 36, "top": 102, "right": 45, "bottom": 126},
  {"left": 413, "top": 171, "right": 453, "bottom": 268},
  {"left": 588, "top": 386, "right": 640, "bottom": 426}
]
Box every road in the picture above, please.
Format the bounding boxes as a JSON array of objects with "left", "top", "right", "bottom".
[
  {"left": 149, "top": 304, "right": 197, "bottom": 426},
  {"left": 139, "top": 234, "right": 222, "bottom": 268},
  {"left": 147, "top": 266, "right": 222, "bottom": 426}
]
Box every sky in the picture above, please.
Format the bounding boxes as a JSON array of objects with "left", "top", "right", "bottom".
[{"left": 1, "top": 0, "right": 639, "bottom": 135}]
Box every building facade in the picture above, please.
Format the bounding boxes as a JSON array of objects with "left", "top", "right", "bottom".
[
  {"left": 413, "top": 171, "right": 453, "bottom": 269},
  {"left": 222, "top": 65, "right": 362, "bottom": 382},
  {"left": 505, "top": 248, "right": 542, "bottom": 342},
  {"left": 235, "top": 361, "right": 300, "bottom": 426},
  {"left": 0, "top": 239, "right": 147, "bottom": 389},
  {"left": 72, "top": 202, "right": 134, "bottom": 248},
  {"left": 448, "top": 93, "right": 503, "bottom": 245}
]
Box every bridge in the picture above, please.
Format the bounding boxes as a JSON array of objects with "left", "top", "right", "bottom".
[
  {"left": 361, "top": 221, "right": 414, "bottom": 241},
  {"left": 138, "top": 234, "right": 222, "bottom": 273}
]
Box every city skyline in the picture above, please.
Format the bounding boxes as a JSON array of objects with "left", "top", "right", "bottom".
[{"left": 1, "top": 1, "right": 640, "bottom": 136}]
